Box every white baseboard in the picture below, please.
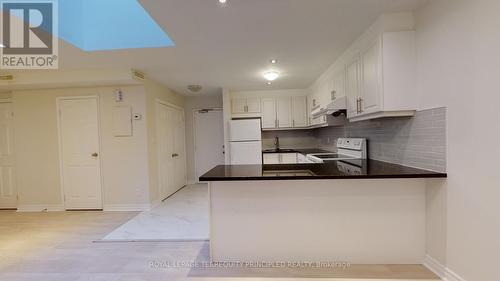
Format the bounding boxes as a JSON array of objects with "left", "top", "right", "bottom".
[
  {"left": 423, "top": 255, "right": 467, "bottom": 281},
  {"left": 17, "top": 205, "right": 65, "bottom": 212},
  {"left": 103, "top": 204, "right": 151, "bottom": 212}
]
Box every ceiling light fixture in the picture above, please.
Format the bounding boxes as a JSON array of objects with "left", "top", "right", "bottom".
[
  {"left": 263, "top": 71, "right": 280, "bottom": 81},
  {"left": 270, "top": 59, "right": 278, "bottom": 64},
  {"left": 218, "top": 0, "right": 227, "bottom": 4},
  {"left": 187, "top": 85, "right": 203, "bottom": 93}
]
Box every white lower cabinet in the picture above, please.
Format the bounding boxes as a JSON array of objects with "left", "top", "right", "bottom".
[
  {"left": 263, "top": 153, "right": 280, "bottom": 164},
  {"left": 263, "top": 153, "right": 298, "bottom": 164},
  {"left": 280, "top": 153, "right": 298, "bottom": 164}
]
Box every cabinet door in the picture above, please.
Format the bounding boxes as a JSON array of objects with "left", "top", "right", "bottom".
[
  {"left": 276, "top": 97, "right": 292, "bottom": 128},
  {"left": 261, "top": 98, "right": 277, "bottom": 129},
  {"left": 360, "top": 39, "right": 382, "bottom": 114},
  {"left": 263, "top": 153, "right": 280, "bottom": 164},
  {"left": 280, "top": 153, "right": 298, "bottom": 164},
  {"left": 231, "top": 98, "right": 247, "bottom": 114},
  {"left": 332, "top": 69, "right": 346, "bottom": 100},
  {"left": 346, "top": 56, "right": 360, "bottom": 118},
  {"left": 246, "top": 97, "right": 261, "bottom": 113},
  {"left": 292, "top": 96, "right": 308, "bottom": 127}
]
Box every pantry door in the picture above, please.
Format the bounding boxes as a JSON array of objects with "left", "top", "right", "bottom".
[
  {"left": 0, "top": 102, "right": 17, "bottom": 209},
  {"left": 156, "top": 101, "right": 186, "bottom": 200},
  {"left": 58, "top": 97, "right": 103, "bottom": 210}
]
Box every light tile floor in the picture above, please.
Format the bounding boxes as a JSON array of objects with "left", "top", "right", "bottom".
[
  {"left": 102, "top": 184, "right": 209, "bottom": 241},
  {"left": 0, "top": 194, "right": 441, "bottom": 280}
]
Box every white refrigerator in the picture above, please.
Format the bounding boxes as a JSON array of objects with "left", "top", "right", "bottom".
[{"left": 229, "top": 119, "right": 262, "bottom": 165}]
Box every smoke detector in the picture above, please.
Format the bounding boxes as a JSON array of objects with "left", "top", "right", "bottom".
[{"left": 187, "top": 85, "right": 203, "bottom": 93}]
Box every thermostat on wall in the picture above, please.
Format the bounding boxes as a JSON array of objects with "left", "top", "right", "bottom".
[{"left": 115, "top": 89, "right": 124, "bottom": 102}]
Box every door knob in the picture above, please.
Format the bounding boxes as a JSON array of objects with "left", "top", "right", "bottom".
[{"left": 91, "top": 153, "right": 98, "bottom": 157}]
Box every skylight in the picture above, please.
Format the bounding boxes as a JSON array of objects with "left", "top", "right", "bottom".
[{"left": 58, "top": 0, "right": 174, "bottom": 51}]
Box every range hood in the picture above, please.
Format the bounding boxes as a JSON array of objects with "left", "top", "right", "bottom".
[{"left": 311, "top": 96, "right": 347, "bottom": 118}]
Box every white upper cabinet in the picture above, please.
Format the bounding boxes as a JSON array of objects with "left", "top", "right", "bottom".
[
  {"left": 246, "top": 97, "right": 261, "bottom": 113},
  {"left": 231, "top": 98, "right": 247, "bottom": 114},
  {"left": 231, "top": 97, "right": 262, "bottom": 115},
  {"left": 292, "top": 96, "right": 308, "bottom": 128},
  {"left": 347, "top": 31, "right": 417, "bottom": 122},
  {"left": 332, "top": 69, "right": 346, "bottom": 101},
  {"left": 346, "top": 56, "right": 360, "bottom": 118},
  {"left": 258, "top": 95, "right": 308, "bottom": 130},
  {"left": 276, "top": 97, "right": 292, "bottom": 128},
  {"left": 261, "top": 98, "right": 277, "bottom": 129},
  {"left": 360, "top": 38, "right": 382, "bottom": 114}
]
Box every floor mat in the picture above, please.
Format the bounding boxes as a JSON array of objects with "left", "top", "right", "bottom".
[{"left": 100, "top": 184, "right": 209, "bottom": 241}]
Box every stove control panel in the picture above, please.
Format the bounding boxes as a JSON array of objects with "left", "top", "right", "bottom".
[{"left": 337, "top": 138, "right": 366, "bottom": 151}]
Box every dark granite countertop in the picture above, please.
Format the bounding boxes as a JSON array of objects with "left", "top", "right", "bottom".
[
  {"left": 199, "top": 159, "right": 447, "bottom": 181},
  {"left": 262, "top": 148, "right": 332, "bottom": 154}
]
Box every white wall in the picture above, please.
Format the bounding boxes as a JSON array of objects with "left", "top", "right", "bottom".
[
  {"left": 416, "top": 1, "right": 500, "bottom": 280},
  {"left": 13, "top": 86, "right": 150, "bottom": 211},
  {"left": 184, "top": 95, "right": 223, "bottom": 183}
]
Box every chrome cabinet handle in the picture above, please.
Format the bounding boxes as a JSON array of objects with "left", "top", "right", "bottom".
[
  {"left": 293, "top": 120, "right": 295, "bottom": 127},
  {"left": 91, "top": 153, "right": 98, "bottom": 157},
  {"left": 359, "top": 98, "right": 363, "bottom": 113}
]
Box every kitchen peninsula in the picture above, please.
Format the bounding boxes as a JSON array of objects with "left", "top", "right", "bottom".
[{"left": 200, "top": 160, "right": 446, "bottom": 264}]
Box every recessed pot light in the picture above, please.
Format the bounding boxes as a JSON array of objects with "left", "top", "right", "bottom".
[
  {"left": 218, "top": 0, "right": 227, "bottom": 4},
  {"left": 263, "top": 71, "right": 280, "bottom": 81},
  {"left": 267, "top": 82, "right": 272, "bottom": 85},
  {"left": 270, "top": 59, "right": 278, "bottom": 64}
]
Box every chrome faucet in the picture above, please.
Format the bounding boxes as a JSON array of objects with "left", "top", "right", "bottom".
[{"left": 274, "top": 136, "right": 280, "bottom": 150}]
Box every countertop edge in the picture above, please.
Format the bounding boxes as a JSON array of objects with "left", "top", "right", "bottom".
[{"left": 200, "top": 173, "right": 447, "bottom": 182}]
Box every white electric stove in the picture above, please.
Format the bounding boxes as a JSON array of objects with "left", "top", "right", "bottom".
[{"left": 306, "top": 138, "right": 367, "bottom": 163}]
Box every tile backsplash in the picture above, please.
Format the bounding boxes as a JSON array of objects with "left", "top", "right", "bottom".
[
  {"left": 314, "top": 107, "right": 447, "bottom": 172},
  {"left": 262, "top": 130, "right": 318, "bottom": 150}
]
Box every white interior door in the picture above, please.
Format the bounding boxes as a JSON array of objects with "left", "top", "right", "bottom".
[
  {"left": 0, "top": 102, "right": 17, "bottom": 209},
  {"left": 58, "top": 97, "right": 102, "bottom": 210},
  {"left": 171, "top": 107, "right": 186, "bottom": 189},
  {"left": 156, "top": 103, "right": 171, "bottom": 200},
  {"left": 157, "top": 102, "right": 187, "bottom": 200},
  {"left": 194, "top": 109, "right": 224, "bottom": 182}
]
